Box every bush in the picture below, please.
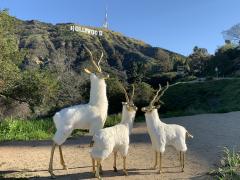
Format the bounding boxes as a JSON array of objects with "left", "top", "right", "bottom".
[
  {"left": 0, "top": 118, "right": 54, "bottom": 141},
  {"left": 161, "top": 79, "right": 240, "bottom": 116},
  {"left": 206, "top": 76, "right": 214, "bottom": 81},
  {"left": 180, "top": 75, "right": 197, "bottom": 82},
  {"left": 147, "top": 72, "right": 179, "bottom": 87},
  {"left": 105, "top": 114, "right": 121, "bottom": 127},
  {"left": 134, "top": 82, "right": 155, "bottom": 108},
  {"left": 209, "top": 147, "right": 240, "bottom": 179},
  {"left": 106, "top": 78, "right": 126, "bottom": 114},
  {"left": 0, "top": 114, "right": 123, "bottom": 141}
]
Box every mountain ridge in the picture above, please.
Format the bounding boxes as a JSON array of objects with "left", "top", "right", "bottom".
[{"left": 15, "top": 18, "right": 185, "bottom": 78}]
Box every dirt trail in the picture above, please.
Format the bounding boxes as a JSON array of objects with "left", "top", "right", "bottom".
[{"left": 1, "top": 111, "right": 240, "bottom": 180}]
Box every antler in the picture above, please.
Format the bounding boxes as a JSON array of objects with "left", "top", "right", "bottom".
[
  {"left": 97, "top": 51, "right": 104, "bottom": 72},
  {"left": 157, "top": 82, "right": 169, "bottom": 99},
  {"left": 83, "top": 45, "right": 101, "bottom": 72},
  {"left": 120, "top": 84, "right": 130, "bottom": 103},
  {"left": 130, "top": 84, "right": 135, "bottom": 102},
  {"left": 150, "top": 84, "right": 162, "bottom": 107},
  {"left": 153, "top": 82, "right": 169, "bottom": 104}
]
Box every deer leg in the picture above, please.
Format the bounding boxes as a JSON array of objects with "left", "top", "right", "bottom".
[
  {"left": 59, "top": 145, "right": 68, "bottom": 170},
  {"left": 180, "top": 151, "right": 182, "bottom": 167},
  {"left": 95, "top": 160, "right": 102, "bottom": 179},
  {"left": 152, "top": 151, "right": 158, "bottom": 169},
  {"left": 48, "top": 142, "right": 56, "bottom": 178},
  {"left": 113, "top": 152, "right": 118, "bottom": 172},
  {"left": 99, "top": 163, "right": 103, "bottom": 175},
  {"left": 123, "top": 156, "right": 128, "bottom": 176},
  {"left": 92, "top": 158, "right": 96, "bottom": 174},
  {"left": 182, "top": 152, "right": 185, "bottom": 172},
  {"left": 159, "top": 152, "right": 162, "bottom": 174}
]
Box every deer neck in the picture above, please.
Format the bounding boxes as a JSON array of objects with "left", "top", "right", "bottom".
[
  {"left": 145, "top": 109, "right": 162, "bottom": 125},
  {"left": 120, "top": 106, "right": 136, "bottom": 133},
  {"left": 89, "top": 76, "right": 108, "bottom": 109}
]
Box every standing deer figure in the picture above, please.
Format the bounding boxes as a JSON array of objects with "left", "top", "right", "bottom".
[
  {"left": 90, "top": 84, "right": 137, "bottom": 179},
  {"left": 48, "top": 45, "right": 109, "bottom": 178},
  {"left": 141, "top": 82, "right": 193, "bottom": 174}
]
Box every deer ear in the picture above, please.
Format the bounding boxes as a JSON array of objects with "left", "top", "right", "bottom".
[
  {"left": 84, "top": 68, "right": 92, "bottom": 74},
  {"left": 141, "top": 107, "right": 146, "bottom": 112}
]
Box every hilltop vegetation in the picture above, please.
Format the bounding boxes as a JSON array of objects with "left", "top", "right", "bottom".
[
  {"left": 0, "top": 10, "right": 59, "bottom": 119},
  {"left": 162, "top": 79, "right": 240, "bottom": 116},
  {"left": 1, "top": 10, "right": 240, "bottom": 120},
  {"left": 0, "top": 11, "right": 186, "bottom": 118}
]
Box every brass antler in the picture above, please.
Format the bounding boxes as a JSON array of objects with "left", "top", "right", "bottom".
[
  {"left": 157, "top": 82, "right": 169, "bottom": 99},
  {"left": 97, "top": 51, "right": 104, "bottom": 72},
  {"left": 154, "top": 82, "right": 169, "bottom": 104},
  {"left": 83, "top": 45, "right": 101, "bottom": 72},
  {"left": 120, "top": 84, "right": 130, "bottom": 103},
  {"left": 150, "top": 84, "right": 162, "bottom": 107},
  {"left": 130, "top": 84, "right": 135, "bottom": 102}
]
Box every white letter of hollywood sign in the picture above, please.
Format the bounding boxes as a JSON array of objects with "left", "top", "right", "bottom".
[{"left": 70, "top": 25, "right": 103, "bottom": 36}]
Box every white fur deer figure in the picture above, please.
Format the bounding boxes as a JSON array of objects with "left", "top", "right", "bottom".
[
  {"left": 141, "top": 82, "right": 193, "bottom": 174},
  {"left": 90, "top": 84, "right": 137, "bottom": 179},
  {"left": 48, "top": 45, "right": 109, "bottom": 178}
]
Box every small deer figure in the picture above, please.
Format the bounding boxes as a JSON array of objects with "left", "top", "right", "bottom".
[{"left": 142, "top": 82, "right": 193, "bottom": 173}]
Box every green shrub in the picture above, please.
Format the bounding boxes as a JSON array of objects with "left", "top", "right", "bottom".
[
  {"left": 105, "top": 114, "right": 121, "bottom": 127},
  {"left": 161, "top": 79, "right": 240, "bottom": 116},
  {"left": 209, "top": 147, "right": 240, "bottom": 179},
  {"left": 0, "top": 118, "right": 54, "bottom": 141},
  {"left": 0, "top": 114, "right": 123, "bottom": 141},
  {"left": 180, "top": 75, "right": 197, "bottom": 81}
]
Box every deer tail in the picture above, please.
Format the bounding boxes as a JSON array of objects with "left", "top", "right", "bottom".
[{"left": 186, "top": 131, "right": 193, "bottom": 139}]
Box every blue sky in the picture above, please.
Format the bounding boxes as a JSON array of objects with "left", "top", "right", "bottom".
[{"left": 1, "top": 0, "right": 240, "bottom": 55}]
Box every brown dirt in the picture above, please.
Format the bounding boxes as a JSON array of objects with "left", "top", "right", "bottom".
[{"left": 1, "top": 111, "right": 240, "bottom": 180}]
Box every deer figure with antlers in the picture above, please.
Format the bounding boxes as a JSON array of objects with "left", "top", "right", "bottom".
[
  {"left": 141, "top": 82, "right": 193, "bottom": 174},
  {"left": 48, "top": 45, "right": 109, "bottom": 178},
  {"left": 90, "top": 84, "right": 138, "bottom": 179}
]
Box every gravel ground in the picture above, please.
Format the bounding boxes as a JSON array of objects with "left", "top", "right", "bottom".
[{"left": 1, "top": 111, "right": 240, "bottom": 180}]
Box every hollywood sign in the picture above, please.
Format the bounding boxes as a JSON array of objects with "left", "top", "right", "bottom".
[{"left": 70, "top": 25, "right": 103, "bottom": 36}]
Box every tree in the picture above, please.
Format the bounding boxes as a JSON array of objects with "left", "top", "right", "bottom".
[
  {"left": 0, "top": 10, "right": 59, "bottom": 115},
  {"left": 127, "top": 61, "right": 146, "bottom": 83},
  {"left": 207, "top": 43, "right": 238, "bottom": 76},
  {"left": 222, "top": 23, "right": 240, "bottom": 44},
  {"left": 187, "top": 46, "right": 210, "bottom": 77},
  {"left": 0, "top": 10, "right": 24, "bottom": 99}
]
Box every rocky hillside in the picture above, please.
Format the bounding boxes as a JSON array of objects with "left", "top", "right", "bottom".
[
  {"left": 1, "top": 14, "right": 186, "bottom": 118},
  {"left": 16, "top": 19, "right": 185, "bottom": 80}
]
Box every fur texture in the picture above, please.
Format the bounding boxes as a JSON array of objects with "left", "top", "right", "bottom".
[
  {"left": 91, "top": 105, "right": 136, "bottom": 161},
  {"left": 145, "top": 109, "right": 190, "bottom": 153},
  {"left": 53, "top": 73, "right": 108, "bottom": 145}
]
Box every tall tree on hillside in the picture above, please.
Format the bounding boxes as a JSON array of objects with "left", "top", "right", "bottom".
[
  {"left": 0, "top": 10, "right": 24, "bottom": 97},
  {"left": 187, "top": 46, "right": 211, "bottom": 77},
  {"left": 222, "top": 23, "right": 240, "bottom": 44},
  {"left": 127, "top": 61, "right": 145, "bottom": 83},
  {"left": 208, "top": 43, "right": 238, "bottom": 76},
  {"left": 0, "top": 10, "right": 58, "bottom": 114}
]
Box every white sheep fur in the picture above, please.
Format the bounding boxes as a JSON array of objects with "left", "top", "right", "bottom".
[
  {"left": 142, "top": 83, "right": 193, "bottom": 173},
  {"left": 91, "top": 101, "right": 137, "bottom": 179}
]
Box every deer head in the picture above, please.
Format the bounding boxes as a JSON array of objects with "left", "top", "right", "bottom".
[
  {"left": 141, "top": 82, "right": 169, "bottom": 113},
  {"left": 83, "top": 45, "right": 109, "bottom": 79},
  {"left": 121, "top": 84, "right": 138, "bottom": 112}
]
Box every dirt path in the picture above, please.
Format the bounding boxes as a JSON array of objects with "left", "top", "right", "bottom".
[{"left": 1, "top": 111, "right": 240, "bottom": 180}]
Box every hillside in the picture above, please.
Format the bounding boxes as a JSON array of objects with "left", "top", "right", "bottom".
[
  {"left": 0, "top": 17, "right": 185, "bottom": 117},
  {"left": 16, "top": 19, "right": 185, "bottom": 78},
  {"left": 3, "top": 13, "right": 240, "bottom": 119},
  {"left": 162, "top": 79, "right": 240, "bottom": 116}
]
